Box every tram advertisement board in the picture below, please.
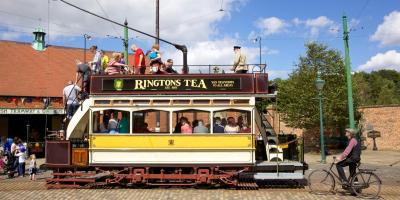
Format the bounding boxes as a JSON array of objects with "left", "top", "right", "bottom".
[{"left": 102, "top": 77, "right": 242, "bottom": 91}]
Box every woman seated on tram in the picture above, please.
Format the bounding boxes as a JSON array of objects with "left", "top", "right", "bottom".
[
  {"left": 105, "top": 52, "right": 129, "bottom": 75},
  {"left": 224, "top": 117, "right": 239, "bottom": 134},
  {"left": 180, "top": 117, "right": 192, "bottom": 134}
]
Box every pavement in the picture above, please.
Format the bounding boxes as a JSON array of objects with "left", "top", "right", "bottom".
[{"left": 0, "top": 150, "right": 399, "bottom": 200}]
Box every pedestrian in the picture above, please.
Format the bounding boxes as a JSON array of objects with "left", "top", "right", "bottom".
[
  {"left": 131, "top": 44, "right": 146, "bottom": 75},
  {"left": 15, "top": 141, "right": 26, "bottom": 177},
  {"left": 28, "top": 154, "right": 37, "bottom": 181},
  {"left": 88, "top": 45, "right": 102, "bottom": 74},
  {"left": 232, "top": 46, "right": 248, "bottom": 73},
  {"left": 63, "top": 80, "right": 81, "bottom": 121}
]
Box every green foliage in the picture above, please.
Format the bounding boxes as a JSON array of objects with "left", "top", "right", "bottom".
[
  {"left": 353, "top": 69, "right": 400, "bottom": 105},
  {"left": 277, "top": 42, "right": 352, "bottom": 131}
]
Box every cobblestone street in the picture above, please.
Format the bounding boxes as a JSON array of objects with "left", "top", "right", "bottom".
[{"left": 1, "top": 150, "right": 399, "bottom": 200}]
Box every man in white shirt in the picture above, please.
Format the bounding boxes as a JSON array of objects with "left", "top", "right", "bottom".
[{"left": 63, "top": 80, "right": 81, "bottom": 120}]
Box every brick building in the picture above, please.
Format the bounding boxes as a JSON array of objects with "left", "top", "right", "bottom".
[{"left": 0, "top": 40, "right": 95, "bottom": 144}]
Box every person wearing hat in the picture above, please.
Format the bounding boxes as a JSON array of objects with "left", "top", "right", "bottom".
[
  {"left": 335, "top": 128, "right": 361, "bottom": 186},
  {"left": 150, "top": 59, "right": 166, "bottom": 74},
  {"left": 232, "top": 46, "right": 248, "bottom": 73}
]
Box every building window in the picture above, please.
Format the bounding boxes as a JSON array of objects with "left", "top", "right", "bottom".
[
  {"left": 132, "top": 109, "right": 169, "bottom": 134},
  {"left": 92, "top": 109, "right": 130, "bottom": 134},
  {"left": 172, "top": 109, "right": 210, "bottom": 134},
  {"left": 213, "top": 109, "right": 251, "bottom": 134}
]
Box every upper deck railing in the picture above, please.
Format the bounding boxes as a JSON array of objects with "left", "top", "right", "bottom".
[{"left": 170, "top": 64, "right": 267, "bottom": 74}]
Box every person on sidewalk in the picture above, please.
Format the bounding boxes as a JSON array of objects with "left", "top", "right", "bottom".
[{"left": 335, "top": 128, "right": 361, "bottom": 185}]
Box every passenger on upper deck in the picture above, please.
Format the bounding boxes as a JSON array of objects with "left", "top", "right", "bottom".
[
  {"left": 105, "top": 53, "right": 129, "bottom": 75},
  {"left": 150, "top": 59, "right": 167, "bottom": 74},
  {"left": 131, "top": 44, "right": 146, "bottom": 75},
  {"left": 100, "top": 50, "right": 109, "bottom": 74},
  {"left": 148, "top": 44, "right": 161, "bottom": 62},
  {"left": 224, "top": 117, "right": 239, "bottom": 133},
  {"left": 88, "top": 45, "right": 102, "bottom": 74},
  {"left": 232, "top": 46, "right": 248, "bottom": 74},
  {"left": 75, "top": 61, "right": 91, "bottom": 99},
  {"left": 165, "top": 59, "right": 178, "bottom": 74}
]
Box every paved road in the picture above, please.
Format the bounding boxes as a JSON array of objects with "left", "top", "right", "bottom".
[{"left": 1, "top": 150, "right": 399, "bottom": 200}]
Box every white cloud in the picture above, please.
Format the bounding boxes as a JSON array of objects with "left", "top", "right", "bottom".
[
  {"left": 304, "top": 16, "right": 334, "bottom": 38},
  {"left": 358, "top": 50, "right": 400, "bottom": 71},
  {"left": 0, "top": 0, "right": 246, "bottom": 43},
  {"left": 163, "top": 37, "right": 259, "bottom": 73},
  {"left": 371, "top": 11, "right": 400, "bottom": 47},
  {"left": 256, "top": 17, "right": 288, "bottom": 36}
]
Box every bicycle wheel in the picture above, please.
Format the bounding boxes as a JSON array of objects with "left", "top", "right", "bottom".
[
  {"left": 350, "top": 171, "right": 381, "bottom": 199},
  {"left": 308, "top": 169, "right": 335, "bottom": 195}
]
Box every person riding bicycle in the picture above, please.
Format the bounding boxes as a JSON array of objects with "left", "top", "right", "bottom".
[{"left": 335, "top": 128, "right": 361, "bottom": 186}]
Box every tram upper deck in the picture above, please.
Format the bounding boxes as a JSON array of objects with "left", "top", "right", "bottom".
[{"left": 89, "top": 73, "right": 269, "bottom": 97}]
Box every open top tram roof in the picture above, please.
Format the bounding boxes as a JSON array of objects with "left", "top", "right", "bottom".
[{"left": 90, "top": 73, "right": 269, "bottom": 96}]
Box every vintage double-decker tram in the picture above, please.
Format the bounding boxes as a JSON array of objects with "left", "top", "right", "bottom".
[{"left": 45, "top": 72, "right": 307, "bottom": 189}]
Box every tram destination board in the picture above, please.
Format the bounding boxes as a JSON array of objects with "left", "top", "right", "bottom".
[
  {"left": 102, "top": 77, "right": 241, "bottom": 91},
  {"left": 90, "top": 74, "right": 268, "bottom": 95}
]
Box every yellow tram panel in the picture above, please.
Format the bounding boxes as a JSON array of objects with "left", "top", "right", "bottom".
[{"left": 90, "top": 134, "right": 253, "bottom": 149}]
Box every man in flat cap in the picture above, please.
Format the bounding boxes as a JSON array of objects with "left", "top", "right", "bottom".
[
  {"left": 232, "top": 46, "right": 248, "bottom": 73},
  {"left": 335, "top": 128, "right": 361, "bottom": 186}
]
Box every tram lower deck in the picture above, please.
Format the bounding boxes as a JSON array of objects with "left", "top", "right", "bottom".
[{"left": 45, "top": 74, "right": 307, "bottom": 189}]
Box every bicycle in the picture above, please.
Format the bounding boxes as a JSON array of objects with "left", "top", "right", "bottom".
[{"left": 308, "top": 156, "right": 382, "bottom": 199}]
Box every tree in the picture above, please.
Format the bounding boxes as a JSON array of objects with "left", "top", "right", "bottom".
[{"left": 277, "top": 42, "right": 355, "bottom": 131}]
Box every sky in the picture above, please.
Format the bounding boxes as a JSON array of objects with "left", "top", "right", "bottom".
[{"left": 0, "top": 0, "right": 399, "bottom": 79}]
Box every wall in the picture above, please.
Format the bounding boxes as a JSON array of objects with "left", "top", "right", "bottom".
[
  {"left": 359, "top": 105, "right": 400, "bottom": 151},
  {"left": 267, "top": 105, "right": 400, "bottom": 151}
]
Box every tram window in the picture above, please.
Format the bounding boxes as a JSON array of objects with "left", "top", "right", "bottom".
[
  {"left": 94, "top": 100, "right": 111, "bottom": 105},
  {"left": 193, "top": 100, "right": 210, "bottom": 105},
  {"left": 113, "top": 100, "right": 130, "bottom": 105},
  {"left": 212, "top": 99, "right": 231, "bottom": 105},
  {"left": 153, "top": 100, "right": 171, "bottom": 105},
  {"left": 92, "top": 110, "right": 130, "bottom": 134},
  {"left": 232, "top": 99, "right": 249, "bottom": 105},
  {"left": 213, "top": 109, "right": 251, "bottom": 134},
  {"left": 132, "top": 100, "right": 150, "bottom": 105},
  {"left": 173, "top": 100, "right": 191, "bottom": 105},
  {"left": 132, "top": 110, "right": 169, "bottom": 134},
  {"left": 172, "top": 109, "right": 210, "bottom": 134}
]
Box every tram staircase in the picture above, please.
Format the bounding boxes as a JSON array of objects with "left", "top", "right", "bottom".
[
  {"left": 66, "top": 99, "right": 91, "bottom": 139},
  {"left": 254, "top": 108, "right": 283, "bottom": 162}
]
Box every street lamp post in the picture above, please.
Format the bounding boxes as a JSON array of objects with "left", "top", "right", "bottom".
[
  {"left": 315, "top": 71, "right": 326, "bottom": 163},
  {"left": 83, "top": 34, "right": 91, "bottom": 63}
]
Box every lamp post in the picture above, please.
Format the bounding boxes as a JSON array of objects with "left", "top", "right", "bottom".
[
  {"left": 315, "top": 71, "right": 326, "bottom": 163},
  {"left": 253, "top": 36, "right": 262, "bottom": 67},
  {"left": 83, "top": 34, "right": 91, "bottom": 63}
]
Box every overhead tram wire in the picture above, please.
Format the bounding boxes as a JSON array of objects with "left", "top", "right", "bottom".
[
  {"left": 94, "top": 0, "right": 121, "bottom": 38},
  {"left": 0, "top": 9, "right": 103, "bottom": 38},
  {"left": 58, "top": 0, "right": 188, "bottom": 73}
]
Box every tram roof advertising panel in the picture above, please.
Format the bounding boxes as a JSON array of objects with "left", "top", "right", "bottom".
[{"left": 90, "top": 74, "right": 268, "bottom": 95}]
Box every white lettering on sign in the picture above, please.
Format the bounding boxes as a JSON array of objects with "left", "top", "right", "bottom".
[{"left": 0, "top": 108, "right": 65, "bottom": 115}]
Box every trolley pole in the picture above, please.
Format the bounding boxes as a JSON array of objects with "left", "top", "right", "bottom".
[
  {"left": 342, "top": 15, "right": 355, "bottom": 129},
  {"left": 124, "top": 19, "right": 129, "bottom": 66},
  {"left": 155, "top": 0, "right": 160, "bottom": 45}
]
